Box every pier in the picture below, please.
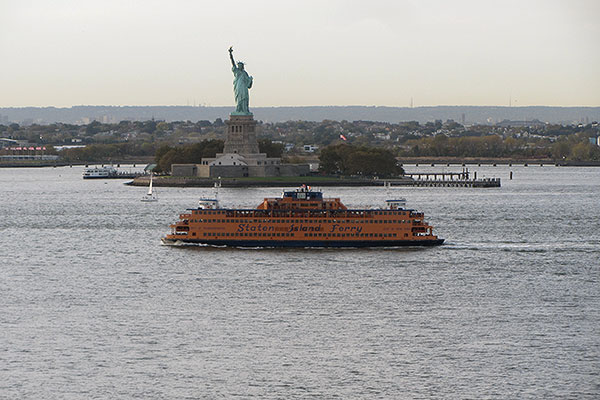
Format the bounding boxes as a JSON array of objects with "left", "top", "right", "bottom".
[
  {"left": 389, "top": 168, "right": 501, "bottom": 187},
  {"left": 406, "top": 178, "right": 501, "bottom": 187}
]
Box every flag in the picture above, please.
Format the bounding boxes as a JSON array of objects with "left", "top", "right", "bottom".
[{"left": 340, "top": 134, "right": 347, "bottom": 141}]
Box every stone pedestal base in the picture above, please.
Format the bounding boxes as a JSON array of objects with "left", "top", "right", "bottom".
[{"left": 224, "top": 114, "right": 259, "bottom": 154}]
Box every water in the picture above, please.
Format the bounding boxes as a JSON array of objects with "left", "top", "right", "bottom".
[{"left": 1, "top": 165, "right": 598, "bottom": 399}]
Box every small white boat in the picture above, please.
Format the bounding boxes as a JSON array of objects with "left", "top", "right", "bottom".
[{"left": 141, "top": 175, "right": 158, "bottom": 202}]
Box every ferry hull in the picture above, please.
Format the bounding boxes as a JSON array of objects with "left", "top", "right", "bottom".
[{"left": 162, "top": 237, "right": 444, "bottom": 248}]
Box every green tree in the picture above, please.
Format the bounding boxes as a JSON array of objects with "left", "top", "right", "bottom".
[
  {"left": 319, "top": 144, "right": 401, "bottom": 177},
  {"left": 153, "top": 140, "right": 224, "bottom": 173},
  {"left": 569, "top": 142, "right": 592, "bottom": 161},
  {"left": 551, "top": 140, "right": 570, "bottom": 160},
  {"left": 258, "top": 138, "right": 284, "bottom": 158},
  {"left": 85, "top": 120, "right": 102, "bottom": 135}
]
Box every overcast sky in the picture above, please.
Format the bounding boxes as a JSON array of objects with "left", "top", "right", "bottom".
[{"left": 1, "top": 0, "right": 598, "bottom": 108}]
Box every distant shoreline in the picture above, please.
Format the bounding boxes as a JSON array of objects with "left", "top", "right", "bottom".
[
  {"left": 1, "top": 105, "right": 599, "bottom": 124},
  {"left": 397, "top": 157, "right": 600, "bottom": 167}
]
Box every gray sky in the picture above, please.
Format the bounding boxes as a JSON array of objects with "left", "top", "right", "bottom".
[{"left": 1, "top": 0, "right": 598, "bottom": 108}]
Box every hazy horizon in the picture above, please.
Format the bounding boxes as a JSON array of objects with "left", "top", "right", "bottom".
[{"left": 1, "top": 0, "right": 599, "bottom": 108}]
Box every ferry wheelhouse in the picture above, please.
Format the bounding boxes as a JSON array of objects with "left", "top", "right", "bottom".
[{"left": 162, "top": 186, "right": 444, "bottom": 247}]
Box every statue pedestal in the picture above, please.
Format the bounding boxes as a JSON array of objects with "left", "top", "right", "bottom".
[{"left": 223, "top": 114, "right": 259, "bottom": 154}]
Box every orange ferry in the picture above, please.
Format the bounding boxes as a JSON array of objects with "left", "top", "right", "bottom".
[{"left": 162, "top": 186, "right": 444, "bottom": 247}]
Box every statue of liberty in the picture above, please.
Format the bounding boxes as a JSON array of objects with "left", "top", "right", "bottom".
[{"left": 228, "top": 46, "right": 253, "bottom": 115}]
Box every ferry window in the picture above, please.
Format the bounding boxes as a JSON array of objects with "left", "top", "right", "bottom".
[{"left": 405, "top": 233, "right": 408, "bottom": 237}]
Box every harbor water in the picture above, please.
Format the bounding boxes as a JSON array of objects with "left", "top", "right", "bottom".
[{"left": 0, "top": 165, "right": 598, "bottom": 398}]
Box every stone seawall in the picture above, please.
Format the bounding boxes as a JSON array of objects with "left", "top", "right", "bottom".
[
  {"left": 126, "top": 175, "right": 500, "bottom": 188},
  {"left": 127, "top": 176, "right": 413, "bottom": 188}
]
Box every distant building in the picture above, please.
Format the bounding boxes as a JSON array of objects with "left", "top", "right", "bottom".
[
  {"left": 284, "top": 143, "right": 295, "bottom": 152},
  {"left": 303, "top": 144, "right": 318, "bottom": 153},
  {"left": 374, "top": 132, "right": 391, "bottom": 140},
  {"left": 0, "top": 138, "right": 19, "bottom": 148}
]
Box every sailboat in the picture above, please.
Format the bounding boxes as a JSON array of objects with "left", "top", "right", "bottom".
[{"left": 141, "top": 174, "right": 158, "bottom": 202}]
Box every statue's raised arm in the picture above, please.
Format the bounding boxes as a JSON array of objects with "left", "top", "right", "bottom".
[
  {"left": 228, "top": 46, "right": 253, "bottom": 115},
  {"left": 228, "top": 46, "right": 236, "bottom": 68}
]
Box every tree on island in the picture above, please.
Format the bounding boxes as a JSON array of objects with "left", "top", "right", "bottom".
[
  {"left": 319, "top": 144, "right": 403, "bottom": 177},
  {"left": 154, "top": 140, "right": 224, "bottom": 173},
  {"left": 257, "top": 138, "right": 284, "bottom": 158}
]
